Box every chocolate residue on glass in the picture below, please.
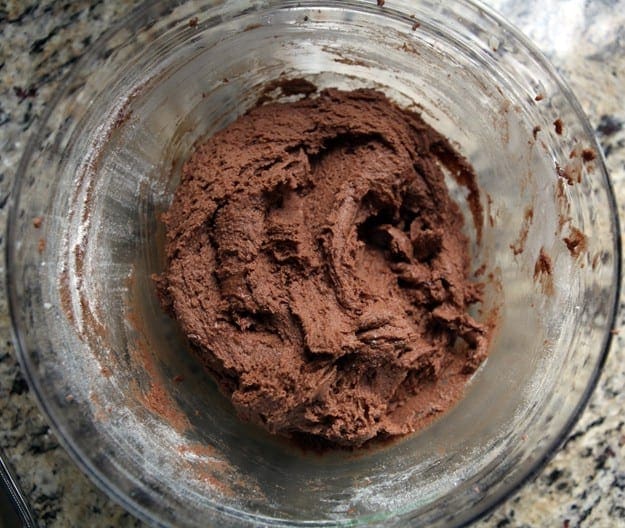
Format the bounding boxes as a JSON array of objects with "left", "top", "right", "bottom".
[
  {"left": 553, "top": 118, "right": 564, "bottom": 135},
  {"left": 256, "top": 78, "right": 318, "bottom": 106},
  {"left": 564, "top": 227, "right": 587, "bottom": 259},
  {"left": 581, "top": 148, "right": 597, "bottom": 162},
  {"left": 510, "top": 206, "right": 534, "bottom": 256},
  {"left": 534, "top": 247, "right": 554, "bottom": 296},
  {"left": 486, "top": 193, "right": 495, "bottom": 228},
  {"left": 126, "top": 269, "right": 190, "bottom": 434},
  {"left": 556, "top": 162, "right": 580, "bottom": 186},
  {"left": 156, "top": 87, "right": 492, "bottom": 448}
]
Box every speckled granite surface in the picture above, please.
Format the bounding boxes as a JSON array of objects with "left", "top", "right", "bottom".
[{"left": 0, "top": 1, "right": 623, "bottom": 526}]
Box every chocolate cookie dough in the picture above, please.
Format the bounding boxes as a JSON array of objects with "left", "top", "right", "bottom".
[{"left": 156, "top": 88, "right": 489, "bottom": 447}]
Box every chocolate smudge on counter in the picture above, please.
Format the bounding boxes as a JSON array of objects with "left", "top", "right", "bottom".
[{"left": 532, "top": 125, "right": 541, "bottom": 140}]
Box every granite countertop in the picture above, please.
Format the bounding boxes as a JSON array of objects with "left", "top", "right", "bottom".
[{"left": 1, "top": 1, "right": 624, "bottom": 526}]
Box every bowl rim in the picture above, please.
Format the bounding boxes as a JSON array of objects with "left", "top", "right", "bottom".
[{"left": 6, "top": 0, "right": 621, "bottom": 526}]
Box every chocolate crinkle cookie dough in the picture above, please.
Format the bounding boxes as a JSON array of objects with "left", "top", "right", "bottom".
[{"left": 155, "top": 87, "right": 490, "bottom": 447}]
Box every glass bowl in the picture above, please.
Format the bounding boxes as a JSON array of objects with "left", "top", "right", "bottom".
[{"left": 7, "top": 0, "right": 620, "bottom": 526}]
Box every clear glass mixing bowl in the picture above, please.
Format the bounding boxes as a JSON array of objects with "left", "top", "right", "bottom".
[{"left": 7, "top": 1, "right": 620, "bottom": 526}]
